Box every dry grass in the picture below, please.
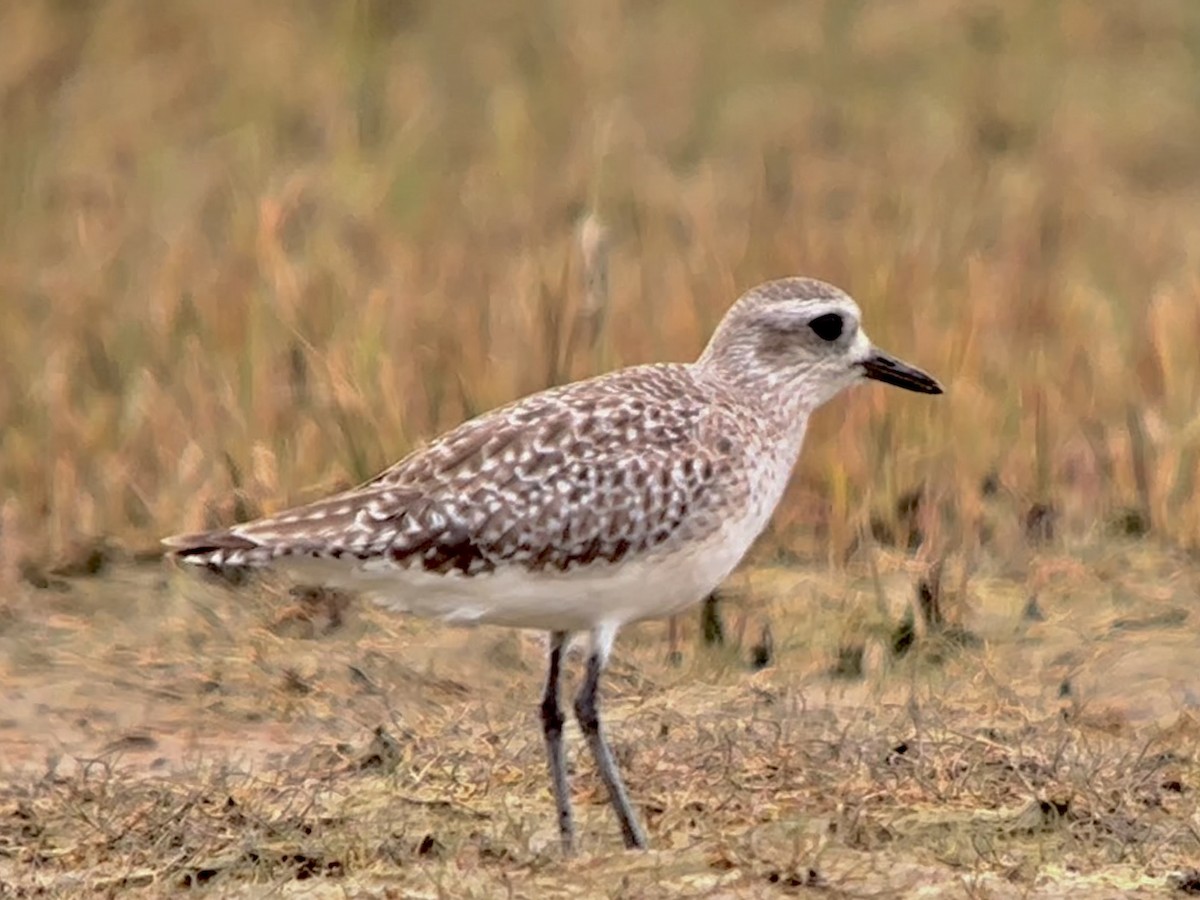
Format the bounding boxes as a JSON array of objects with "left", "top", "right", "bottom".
[
  {"left": 3, "top": 0, "right": 1200, "bottom": 896},
  {"left": 3, "top": 542, "right": 1200, "bottom": 896},
  {"left": 2, "top": 0, "right": 1200, "bottom": 564}
]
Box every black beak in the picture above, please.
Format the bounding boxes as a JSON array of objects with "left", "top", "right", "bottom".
[{"left": 861, "top": 350, "right": 943, "bottom": 394}]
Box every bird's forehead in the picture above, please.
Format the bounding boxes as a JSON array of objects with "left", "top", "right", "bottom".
[
  {"left": 754, "top": 276, "right": 844, "bottom": 302},
  {"left": 745, "top": 278, "right": 861, "bottom": 322}
]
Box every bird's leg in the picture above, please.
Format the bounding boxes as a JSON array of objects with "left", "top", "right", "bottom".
[
  {"left": 573, "top": 625, "right": 647, "bottom": 850},
  {"left": 540, "top": 630, "right": 574, "bottom": 854}
]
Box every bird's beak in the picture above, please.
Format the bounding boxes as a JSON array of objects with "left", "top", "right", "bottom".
[{"left": 861, "top": 350, "right": 943, "bottom": 394}]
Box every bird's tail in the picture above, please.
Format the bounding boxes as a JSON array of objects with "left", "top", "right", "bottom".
[{"left": 161, "top": 528, "right": 274, "bottom": 568}]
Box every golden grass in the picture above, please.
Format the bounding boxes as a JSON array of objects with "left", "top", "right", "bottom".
[{"left": 2, "top": 0, "right": 1199, "bottom": 566}]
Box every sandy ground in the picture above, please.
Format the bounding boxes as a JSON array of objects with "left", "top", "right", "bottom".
[{"left": 2, "top": 540, "right": 1199, "bottom": 897}]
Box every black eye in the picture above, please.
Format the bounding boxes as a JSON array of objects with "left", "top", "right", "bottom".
[{"left": 808, "top": 313, "right": 844, "bottom": 342}]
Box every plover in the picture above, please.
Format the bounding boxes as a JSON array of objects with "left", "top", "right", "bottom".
[{"left": 164, "top": 276, "right": 942, "bottom": 853}]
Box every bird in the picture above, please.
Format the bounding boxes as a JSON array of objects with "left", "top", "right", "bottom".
[{"left": 163, "top": 276, "right": 943, "bottom": 854}]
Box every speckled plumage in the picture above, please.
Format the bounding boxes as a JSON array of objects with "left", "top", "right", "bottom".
[
  {"left": 165, "top": 276, "right": 942, "bottom": 631},
  {"left": 165, "top": 275, "right": 942, "bottom": 852},
  {"left": 175, "top": 366, "right": 751, "bottom": 575}
]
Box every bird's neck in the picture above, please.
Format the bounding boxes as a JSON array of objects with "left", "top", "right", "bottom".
[{"left": 691, "top": 353, "right": 820, "bottom": 447}]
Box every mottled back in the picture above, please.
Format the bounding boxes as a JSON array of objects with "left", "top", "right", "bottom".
[
  {"left": 167, "top": 364, "right": 756, "bottom": 575},
  {"left": 165, "top": 275, "right": 941, "bottom": 588}
]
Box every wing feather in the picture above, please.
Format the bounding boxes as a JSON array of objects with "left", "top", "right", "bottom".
[{"left": 164, "top": 366, "right": 750, "bottom": 574}]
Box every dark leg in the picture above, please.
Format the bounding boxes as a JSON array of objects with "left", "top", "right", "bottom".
[
  {"left": 573, "top": 628, "right": 647, "bottom": 850},
  {"left": 540, "top": 631, "right": 574, "bottom": 854}
]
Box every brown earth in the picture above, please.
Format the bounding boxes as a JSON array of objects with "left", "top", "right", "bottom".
[{"left": 2, "top": 540, "right": 1198, "bottom": 897}]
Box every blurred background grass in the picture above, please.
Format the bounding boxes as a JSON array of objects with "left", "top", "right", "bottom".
[{"left": 2, "top": 0, "right": 1199, "bottom": 568}]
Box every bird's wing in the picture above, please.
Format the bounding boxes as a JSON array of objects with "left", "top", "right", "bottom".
[{"left": 164, "top": 367, "right": 750, "bottom": 574}]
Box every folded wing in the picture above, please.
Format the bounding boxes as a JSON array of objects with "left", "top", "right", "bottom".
[{"left": 164, "top": 367, "right": 747, "bottom": 576}]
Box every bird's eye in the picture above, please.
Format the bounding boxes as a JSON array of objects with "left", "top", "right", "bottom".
[{"left": 808, "top": 313, "right": 844, "bottom": 342}]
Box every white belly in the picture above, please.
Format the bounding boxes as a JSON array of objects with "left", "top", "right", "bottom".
[
  {"left": 282, "top": 423, "right": 807, "bottom": 634},
  {"left": 323, "top": 524, "right": 750, "bottom": 632},
  {"left": 270, "top": 495, "right": 760, "bottom": 633}
]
